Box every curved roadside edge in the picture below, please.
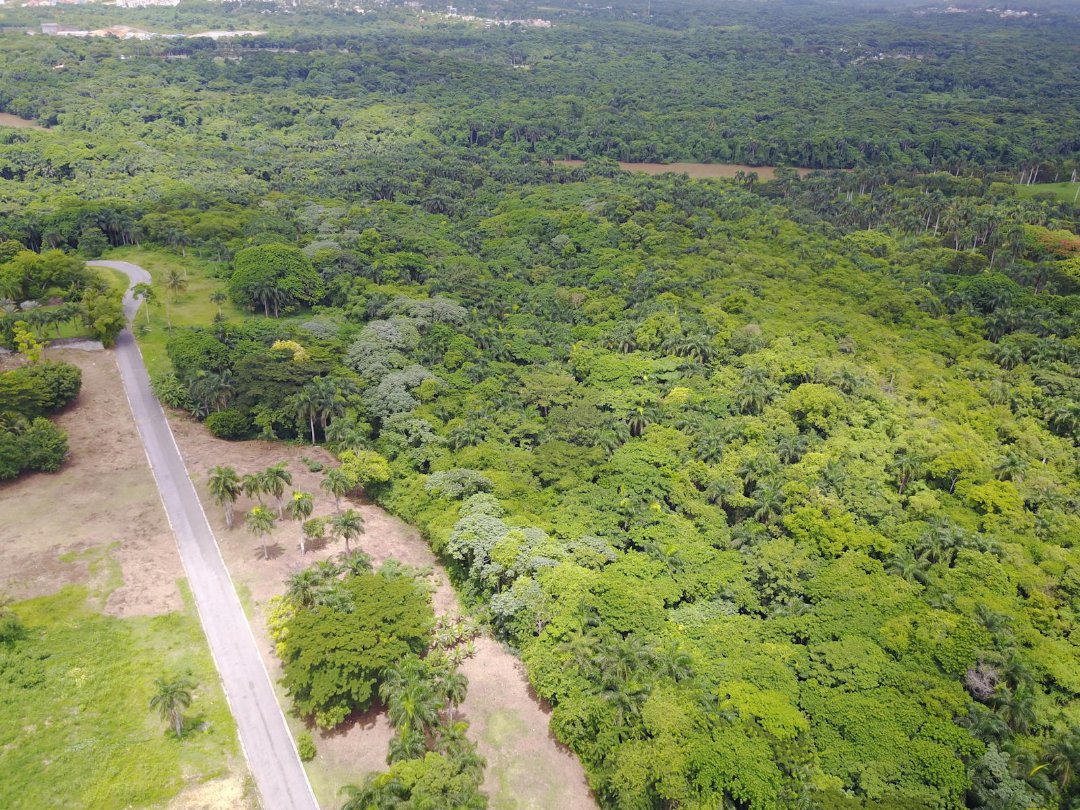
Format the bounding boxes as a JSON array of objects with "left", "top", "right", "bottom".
[{"left": 89, "top": 260, "right": 319, "bottom": 810}]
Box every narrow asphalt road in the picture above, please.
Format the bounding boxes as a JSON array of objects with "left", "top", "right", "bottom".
[{"left": 89, "top": 260, "right": 319, "bottom": 810}]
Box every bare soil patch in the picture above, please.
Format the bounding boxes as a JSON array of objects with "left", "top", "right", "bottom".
[
  {"left": 0, "top": 349, "right": 183, "bottom": 616},
  {"left": 169, "top": 415, "right": 596, "bottom": 809},
  {"left": 0, "top": 112, "right": 44, "bottom": 130},
  {"left": 557, "top": 158, "right": 812, "bottom": 180}
]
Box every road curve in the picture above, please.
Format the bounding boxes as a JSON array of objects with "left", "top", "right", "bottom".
[{"left": 89, "top": 260, "right": 319, "bottom": 810}]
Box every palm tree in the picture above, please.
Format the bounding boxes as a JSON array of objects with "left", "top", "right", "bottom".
[
  {"left": 150, "top": 673, "right": 196, "bottom": 738},
  {"left": 994, "top": 684, "right": 1037, "bottom": 735},
  {"left": 341, "top": 774, "right": 407, "bottom": 810},
  {"left": 132, "top": 282, "right": 155, "bottom": 325},
  {"left": 1045, "top": 727, "right": 1080, "bottom": 794},
  {"left": 386, "top": 678, "right": 440, "bottom": 743},
  {"left": 286, "top": 567, "right": 325, "bottom": 609},
  {"left": 207, "top": 465, "right": 241, "bottom": 529},
  {"left": 209, "top": 290, "right": 226, "bottom": 317},
  {"left": 338, "top": 548, "right": 373, "bottom": 576},
  {"left": 242, "top": 472, "right": 265, "bottom": 505},
  {"left": 752, "top": 480, "right": 784, "bottom": 525},
  {"left": 558, "top": 628, "right": 601, "bottom": 675},
  {"left": 329, "top": 509, "right": 364, "bottom": 553},
  {"left": 261, "top": 463, "right": 293, "bottom": 518},
  {"left": 885, "top": 549, "right": 930, "bottom": 585},
  {"left": 439, "top": 669, "right": 468, "bottom": 722},
  {"left": 246, "top": 505, "right": 276, "bottom": 560},
  {"left": 285, "top": 491, "right": 314, "bottom": 553},
  {"left": 165, "top": 268, "right": 187, "bottom": 302},
  {"left": 291, "top": 387, "right": 319, "bottom": 445},
  {"left": 993, "top": 449, "right": 1028, "bottom": 482},
  {"left": 387, "top": 728, "right": 427, "bottom": 764},
  {"left": 321, "top": 468, "right": 350, "bottom": 513}
]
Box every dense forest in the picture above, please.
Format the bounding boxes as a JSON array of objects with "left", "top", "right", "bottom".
[{"left": 2, "top": 0, "right": 1080, "bottom": 807}]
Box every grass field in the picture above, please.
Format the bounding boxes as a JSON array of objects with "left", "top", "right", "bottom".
[
  {"left": 1015, "top": 181, "right": 1080, "bottom": 205},
  {"left": 102, "top": 247, "right": 240, "bottom": 377},
  {"left": 0, "top": 582, "right": 250, "bottom": 809}
]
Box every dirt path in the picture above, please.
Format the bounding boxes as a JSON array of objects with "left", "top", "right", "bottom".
[{"left": 169, "top": 419, "right": 597, "bottom": 810}]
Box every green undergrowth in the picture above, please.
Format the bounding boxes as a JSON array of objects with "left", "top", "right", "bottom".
[{"left": 0, "top": 584, "right": 241, "bottom": 809}]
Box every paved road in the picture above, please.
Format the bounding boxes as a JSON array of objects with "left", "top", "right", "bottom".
[{"left": 90, "top": 261, "right": 319, "bottom": 810}]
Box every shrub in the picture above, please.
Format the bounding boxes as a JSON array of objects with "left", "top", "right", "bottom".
[
  {"left": 150, "top": 371, "right": 193, "bottom": 411},
  {"left": 205, "top": 408, "right": 254, "bottom": 440},
  {"left": 0, "top": 361, "right": 82, "bottom": 418},
  {"left": 296, "top": 731, "right": 316, "bottom": 762},
  {"left": 0, "top": 416, "right": 69, "bottom": 479}
]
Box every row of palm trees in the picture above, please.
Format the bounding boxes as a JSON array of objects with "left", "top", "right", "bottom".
[{"left": 207, "top": 462, "right": 363, "bottom": 559}]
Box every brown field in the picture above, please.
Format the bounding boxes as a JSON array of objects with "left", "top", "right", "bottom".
[
  {"left": 0, "top": 349, "right": 184, "bottom": 614},
  {"left": 556, "top": 158, "right": 812, "bottom": 180},
  {"left": 0, "top": 112, "right": 44, "bottom": 129},
  {"left": 170, "top": 415, "right": 597, "bottom": 810}
]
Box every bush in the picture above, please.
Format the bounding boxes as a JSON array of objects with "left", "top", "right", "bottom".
[
  {"left": 0, "top": 361, "right": 82, "bottom": 418},
  {"left": 165, "top": 329, "right": 230, "bottom": 379},
  {"left": 296, "top": 731, "right": 316, "bottom": 762},
  {"left": 150, "top": 371, "right": 193, "bottom": 411},
  {"left": 205, "top": 408, "right": 254, "bottom": 440},
  {"left": 0, "top": 416, "right": 69, "bottom": 479}
]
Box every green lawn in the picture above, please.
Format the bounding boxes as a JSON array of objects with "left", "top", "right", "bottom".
[
  {"left": 0, "top": 583, "right": 246, "bottom": 809},
  {"left": 1015, "top": 181, "right": 1080, "bottom": 205},
  {"left": 102, "top": 247, "right": 240, "bottom": 377}
]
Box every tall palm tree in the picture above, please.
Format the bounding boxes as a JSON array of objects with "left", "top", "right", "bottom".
[
  {"left": 132, "top": 282, "right": 155, "bottom": 325},
  {"left": 261, "top": 464, "right": 293, "bottom": 518},
  {"left": 291, "top": 387, "right": 319, "bottom": 445},
  {"left": 246, "top": 505, "right": 276, "bottom": 560},
  {"left": 165, "top": 268, "right": 187, "bottom": 302},
  {"left": 209, "top": 290, "right": 226, "bottom": 317},
  {"left": 439, "top": 669, "right": 468, "bottom": 722},
  {"left": 321, "top": 468, "right": 350, "bottom": 513},
  {"left": 285, "top": 491, "right": 314, "bottom": 553},
  {"left": 242, "top": 472, "right": 265, "bottom": 505},
  {"left": 207, "top": 465, "right": 241, "bottom": 529},
  {"left": 150, "top": 674, "right": 196, "bottom": 738},
  {"left": 330, "top": 509, "right": 364, "bottom": 553}
]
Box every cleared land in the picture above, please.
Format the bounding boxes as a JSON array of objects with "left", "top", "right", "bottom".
[
  {"left": 556, "top": 159, "right": 812, "bottom": 180},
  {"left": 0, "top": 112, "right": 43, "bottom": 129},
  {"left": 0, "top": 349, "right": 252, "bottom": 809}
]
